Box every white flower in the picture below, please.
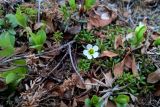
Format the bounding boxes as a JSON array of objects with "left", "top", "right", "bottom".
[{"left": 83, "top": 44, "right": 99, "bottom": 59}]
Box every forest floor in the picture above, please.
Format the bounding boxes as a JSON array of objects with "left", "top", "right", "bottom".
[{"left": 0, "top": 0, "right": 160, "bottom": 107}]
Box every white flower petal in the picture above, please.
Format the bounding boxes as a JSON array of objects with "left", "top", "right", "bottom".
[
  {"left": 93, "top": 52, "right": 99, "bottom": 58},
  {"left": 86, "top": 44, "right": 92, "bottom": 50},
  {"left": 93, "top": 45, "right": 99, "bottom": 51},
  {"left": 83, "top": 50, "right": 89, "bottom": 56},
  {"left": 86, "top": 54, "right": 92, "bottom": 59}
]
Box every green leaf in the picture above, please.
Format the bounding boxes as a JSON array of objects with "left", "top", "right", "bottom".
[
  {"left": 69, "top": 0, "right": 76, "bottom": 10},
  {"left": 84, "top": 0, "right": 96, "bottom": 10},
  {"left": 30, "top": 45, "right": 43, "bottom": 51},
  {"left": 15, "top": 8, "right": 27, "bottom": 28},
  {"left": 85, "top": 98, "right": 91, "bottom": 107},
  {"left": 133, "top": 23, "right": 147, "bottom": 46},
  {"left": 29, "top": 29, "right": 46, "bottom": 51},
  {"left": 0, "top": 47, "right": 14, "bottom": 57},
  {"left": 153, "top": 38, "right": 160, "bottom": 46},
  {"left": 0, "top": 32, "right": 15, "bottom": 57},
  {"left": 29, "top": 32, "right": 37, "bottom": 45},
  {"left": 115, "top": 95, "right": 130, "bottom": 105},
  {"left": 36, "top": 29, "right": 46, "bottom": 45},
  {"left": 0, "top": 32, "right": 15, "bottom": 47},
  {"left": 8, "top": 29, "right": 16, "bottom": 35},
  {"left": 13, "top": 59, "right": 27, "bottom": 65},
  {"left": 6, "top": 72, "right": 17, "bottom": 84},
  {"left": 91, "top": 95, "right": 100, "bottom": 105},
  {"left": 5, "top": 14, "right": 18, "bottom": 28}
]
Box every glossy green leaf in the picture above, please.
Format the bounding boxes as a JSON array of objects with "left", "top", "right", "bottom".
[
  {"left": 29, "top": 32, "right": 37, "bottom": 45},
  {"left": 15, "top": 8, "right": 27, "bottom": 28},
  {"left": 36, "top": 29, "right": 46, "bottom": 44},
  {"left": 6, "top": 72, "right": 17, "bottom": 84},
  {"left": 69, "top": 0, "right": 76, "bottom": 10},
  {"left": 115, "top": 94, "right": 130, "bottom": 106},
  {"left": 153, "top": 38, "right": 160, "bottom": 46},
  {"left": 91, "top": 95, "right": 100, "bottom": 105},
  {"left": 133, "top": 23, "right": 147, "bottom": 46},
  {"left": 29, "top": 29, "right": 46, "bottom": 51}
]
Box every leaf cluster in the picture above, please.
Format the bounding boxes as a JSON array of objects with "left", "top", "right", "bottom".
[
  {"left": 0, "top": 59, "right": 28, "bottom": 88},
  {"left": 78, "top": 59, "right": 91, "bottom": 72},
  {"left": 75, "top": 30, "right": 95, "bottom": 43},
  {"left": 85, "top": 95, "right": 102, "bottom": 107},
  {"left": 114, "top": 94, "right": 130, "bottom": 107}
]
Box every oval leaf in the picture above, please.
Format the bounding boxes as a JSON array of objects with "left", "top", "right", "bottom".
[{"left": 6, "top": 72, "right": 17, "bottom": 84}]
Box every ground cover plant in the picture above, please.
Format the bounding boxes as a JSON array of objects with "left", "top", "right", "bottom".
[{"left": 0, "top": 0, "right": 160, "bottom": 107}]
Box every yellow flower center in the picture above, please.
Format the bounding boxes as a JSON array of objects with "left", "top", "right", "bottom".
[{"left": 88, "top": 48, "right": 94, "bottom": 55}]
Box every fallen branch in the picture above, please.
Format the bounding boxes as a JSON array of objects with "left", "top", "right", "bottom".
[
  {"left": 0, "top": 40, "right": 75, "bottom": 65},
  {"left": 68, "top": 44, "right": 84, "bottom": 83}
]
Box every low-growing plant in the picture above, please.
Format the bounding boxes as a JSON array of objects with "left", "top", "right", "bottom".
[
  {"left": 18, "top": 5, "right": 37, "bottom": 21},
  {"left": 29, "top": 29, "right": 47, "bottom": 52},
  {"left": 60, "top": 5, "right": 70, "bottom": 22},
  {"left": 85, "top": 95, "right": 102, "bottom": 107},
  {"left": 114, "top": 94, "right": 130, "bottom": 107},
  {"left": 0, "top": 59, "right": 28, "bottom": 89},
  {"left": 0, "top": 13, "right": 18, "bottom": 34},
  {"left": 78, "top": 59, "right": 91, "bottom": 72},
  {"left": 53, "top": 31, "right": 63, "bottom": 44},
  {"left": 129, "top": 23, "right": 147, "bottom": 47},
  {"left": 15, "top": 8, "right": 28, "bottom": 28},
  {"left": 0, "top": 32, "right": 15, "bottom": 57},
  {"left": 96, "top": 39, "right": 106, "bottom": 52},
  {"left": 113, "top": 73, "right": 154, "bottom": 95},
  {"left": 75, "top": 30, "right": 95, "bottom": 43}
]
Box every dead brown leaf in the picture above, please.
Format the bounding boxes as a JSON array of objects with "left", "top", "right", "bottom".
[
  {"left": 147, "top": 69, "right": 160, "bottom": 83},
  {"left": 103, "top": 71, "right": 114, "bottom": 87},
  {"left": 72, "top": 99, "right": 77, "bottom": 107},
  {"left": 72, "top": 74, "right": 85, "bottom": 89},
  {"left": 85, "top": 79, "right": 92, "bottom": 90},
  {"left": 113, "top": 59, "right": 125, "bottom": 77},
  {"left": 114, "top": 35, "right": 124, "bottom": 49},
  {"left": 15, "top": 45, "right": 28, "bottom": 55},
  {"left": 101, "top": 50, "right": 118, "bottom": 58},
  {"left": 34, "top": 22, "right": 45, "bottom": 30},
  {"left": 124, "top": 55, "right": 132, "bottom": 68},
  {"left": 94, "top": 32, "right": 106, "bottom": 40},
  {"left": 113, "top": 51, "right": 139, "bottom": 77},
  {"left": 87, "top": 5, "right": 117, "bottom": 30},
  {"left": 67, "top": 25, "right": 81, "bottom": 35},
  {"left": 131, "top": 55, "right": 139, "bottom": 77}
]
